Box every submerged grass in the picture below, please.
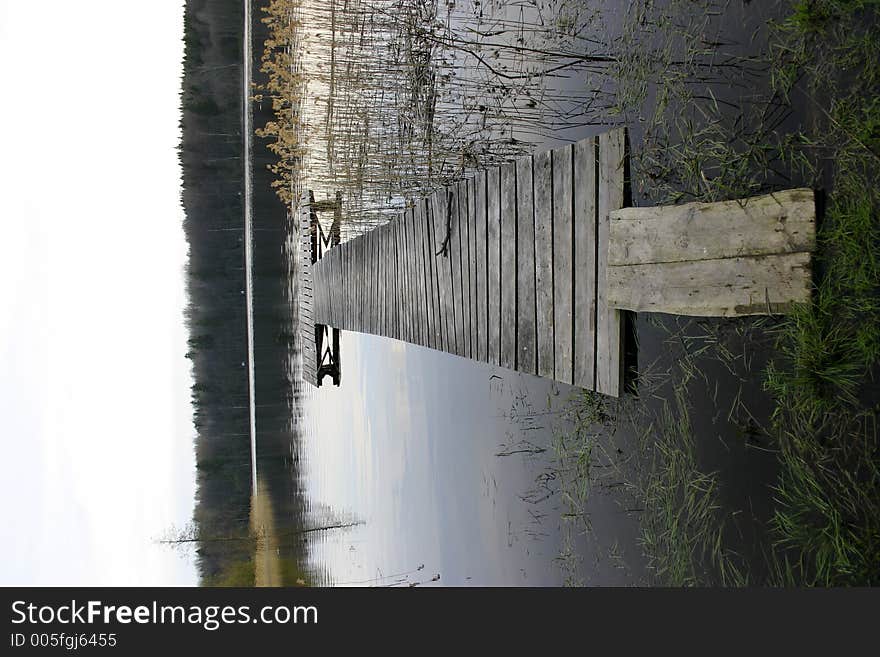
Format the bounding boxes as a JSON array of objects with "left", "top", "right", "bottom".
[
  {"left": 553, "top": 0, "right": 880, "bottom": 586},
  {"left": 590, "top": 0, "right": 880, "bottom": 585},
  {"left": 762, "top": 2, "right": 880, "bottom": 586},
  {"left": 639, "top": 384, "right": 748, "bottom": 587}
]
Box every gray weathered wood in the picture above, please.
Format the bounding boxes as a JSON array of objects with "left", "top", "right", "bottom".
[
  {"left": 375, "top": 226, "right": 382, "bottom": 335},
  {"left": 500, "top": 161, "right": 517, "bottom": 370},
  {"left": 375, "top": 226, "right": 382, "bottom": 334},
  {"left": 608, "top": 188, "right": 815, "bottom": 265},
  {"left": 417, "top": 203, "right": 429, "bottom": 346},
  {"left": 378, "top": 224, "right": 386, "bottom": 335},
  {"left": 467, "top": 177, "right": 479, "bottom": 359},
  {"left": 341, "top": 243, "right": 347, "bottom": 326},
  {"left": 413, "top": 202, "right": 426, "bottom": 346},
  {"left": 402, "top": 211, "right": 412, "bottom": 343},
  {"left": 607, "top": 252, "right": 812, "bottom": 316},
  {"left": 368, "top": 229, "right": 376, "bottom": 335},
  {"left": 360, "top": 235, "right": 367, "bottom": 332},
  {"left": 449, "top": 187, "right": 464, "bottom": 355},
  {"left": 411, "top": 206, "right": 423, "bottom": 346},
  {"left": 423, "top": 197, "right": 438, "bottom": 350},
  {"left": 573, "top": 137, "right": 597, "bottom": 391},
  {"left": 395, "top": 218, "right": 404, "bottom": 340},
  {"left": 533, "top": 149, "right": 554, "bottom": 380},
  {"left": 474, "top": 171, "right": 488, "bottom": 363},
  {"left": 408, "top": 209, "right": 419, "bottom": 344},
  {"left": 433, "top": 190, "right": 453, "bottom": 352},
  {"left": 458, "top": 181, "right": 472, "bottom": 358},
  {"left": 516, "top": 155, "right": 537, "bottom": 375},
  {"left": 597, "top": 128, "right": 626, "bottom": 397},
  {"left": 432, "top": 193, "right": 444, "bottom": 349},
  {"left": 487, "top": 167, "right": 502, "bottom": 366},
  {"left": 553, "top": 145, "right": 574, "bottom": 385}
]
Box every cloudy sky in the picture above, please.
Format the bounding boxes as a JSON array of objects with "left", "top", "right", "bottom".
[{"left": 0, "top": 1, "right": 198, "bottom": 585}]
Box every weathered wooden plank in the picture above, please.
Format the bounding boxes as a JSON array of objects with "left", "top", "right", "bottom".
[
  {"left": 389, "top": 221, "right": 397, "bottom": 337},
  {"left": 375, "top": 225, "right": 383, "bottom": 335},
  {"left": 342, "top": 241, "right": 350, "bottom": 330},
  {"left": 433, "top": 192, "right": 448, "bottom": 351},
  {"left": 360, "top": 235, "right": 365, "bottom": 331},
  {"left": 534, "top": 149, "right": 554, "bottom": 380},
  {"left": 458, "top": 180, "right": 472, "bottom": 358},
  {"left": 409, "top": 210, "right": 417, "bottom": 344},
  {"left": 432, "top": 196, "right": 443, "bottom": 349},
  {"left": 467, "top": 176, "right": 479, "bottom": 359},
  {"left": 405, "top": 210, "right": 415, "bottom": 343},
  {"left": 345, "top": 238, "right": 352, "bottom": 331},
  {"left": 516, "top": 155, "right": 537, "bottom": 375},
  {"left": 347, "top": 239, "right": 353, "bottom": 330},
  {"left": 358, "top": 233, "right": 366, "bottom": 332},
  {"left": 474, "top": 171, "right": 488, "bottom": 363},
  {"left": 331, "top": 249, "right": 338, "bottom": 326},
  {"left": 374, "top": 227, "right": 382, "bottom": 334},
  {"left": 400, "top": 212, "right": 410, "bottom": 343},
  {"left": 384, "top": 225, "right": 392, "bottom": 338},
  {"left": 487, "top": 167, "right": 502, "bottom": 366},
  {"left": 320, "top": 258, "right": 327, "bottom": 324},
  {"left": 396, "top": 217, "right": 406, "bottom": 341},
  {"left": 387, "top": 222, "right": 394, "bottom": 335},
  {"left": 409, "top": 208, "right": 420, "bottom": 344},
  {"left": 425, "top": 194, "right": 438, "bottom": 348},
  {"left": 366, "top": 230, "right": 374, "bottom": 335},
  {"left": 423, "top": 196, "right": 438, "bottom": 350},
  {"left": 609, "top": 188, "right": 816, "bottom": 265},
  {"left": 328, "top": 253, "right": 334, "bottom": 326},
  {"left": 333, "top": 245, "right": 339, "bottom": 327},
  {"left": 409, "top": 207, "right": 421, "bottom": 345},
  {"left": 553, "top": 144, "right": 574, "bottom": 385},
  {"left": 330, "top": 240, "right": 338, "bottom": 329},
  {"left": 391, "top": 218, "right": 404, "bottom": 340},
  {"left": 349, "top": 237, "right": 356, "bottom": 331},
  {"left": 353, "top": 237, "right": 360, "bottom": 332},
  {"left": 372, "top": 228, "right": 380, "bottom": 334},
  {"left": 607, "top": 252, "right": 813, "bottom": 316},
  {"left": 406, "top": 209, "right": 417, "bottom": 344},
  {"left": 416, "top": 201, "right": 430, "bottom": 347},
  {"left": 500, "top": 161, "right": 517, "bottom": 370},
  {"left": 312, "top": 258, "right": 322, "bottom": 320},
  {"left": 449, "top": 185, "right": 464, "bottom": 356},
  {"left": 441, "top": 191, "right": 455, "bottom": 350},
  {"left": 597, "top": 128, "right": 626, "bottom": 397},
  {"left": 361, "top": 234, "right": 368, "bottom": 333},
  {"left": 410, "top": 207, "right": 422, "bottom": 345},
  {"left": 330, "top": 239, "right": 338, "bottom": 329}
]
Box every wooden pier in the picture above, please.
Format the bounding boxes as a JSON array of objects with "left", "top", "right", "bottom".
[{"left": 298, "top": 128, "right": 816, "bottom": 396}]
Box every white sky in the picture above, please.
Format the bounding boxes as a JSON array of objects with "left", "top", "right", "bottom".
[{"left": 0, "top": 1, "right": 198, "bottom": 585}]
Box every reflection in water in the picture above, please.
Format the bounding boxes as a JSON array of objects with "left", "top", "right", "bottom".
[
  {"left": 251, "top": 478, "right": 282, "bottom": 587},
  {"left": 294, "top": 333, "right": 645, "bottom": 586}
]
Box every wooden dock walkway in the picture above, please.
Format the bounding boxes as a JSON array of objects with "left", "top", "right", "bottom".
[
  {"left": 304, "top": 129, "right": 628, "bottom": 395},
  {"left": 299, "top": 128, "right": 816, "bottom": 397}
]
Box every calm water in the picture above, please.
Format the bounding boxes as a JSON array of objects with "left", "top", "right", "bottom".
[
  {"left": 299, "top": 333, "right": 645, "bottom": 585},
  {"left": 266, "top": 0, "right": 810, "bottom": 585}
]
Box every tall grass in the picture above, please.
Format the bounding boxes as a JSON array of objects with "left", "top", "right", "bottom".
[{"left": 260, "top": 0, "right": 624, "bottom": 233}]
